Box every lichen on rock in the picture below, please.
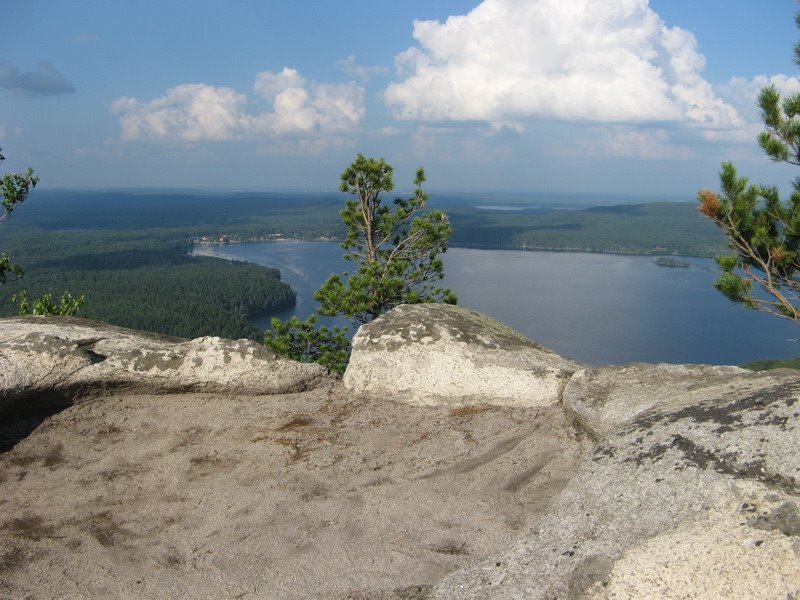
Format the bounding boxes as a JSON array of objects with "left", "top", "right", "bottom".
[
  {"left": 344, "top": 304, "right": 583, "bottom": 407},
  {"left": 0, "top": 315, "right": 327, "bottom": 419}
]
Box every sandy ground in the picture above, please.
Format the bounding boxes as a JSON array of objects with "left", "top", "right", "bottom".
[{"left": 0, "top": 383, "right": 591, "bottom": 599}]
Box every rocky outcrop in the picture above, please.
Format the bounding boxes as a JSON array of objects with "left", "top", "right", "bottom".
[
  {"left": 2, "top": 310, "right": 800, "bottom": 599},
  {"left": 344, "top": 304, "right": 583, "bottom": 407},
  {"left": 562, "top": 362, "right": 753, "bottom": 440},
  {"left": 0, "top": 316, "right": 326, "bottom": 418},
  {"left": 0, "top": 315, "right": 592, "bottom": 599},
  {"left": 431, "top": 366, "right": 800, "bottom": 599}
]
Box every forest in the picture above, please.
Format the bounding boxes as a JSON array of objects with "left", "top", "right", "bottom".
[{"left": 0, "top": 227, "right": 294, "bottom": 340}]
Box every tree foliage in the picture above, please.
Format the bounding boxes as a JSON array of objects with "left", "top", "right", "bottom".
[
  {"left": 0, "top": 147, "right": 38, "bottom": 284},
  {"left": 263, "top": 315, "right": 349, "bottom": 375},
  {"left": 315, "top": 153, "right": 456, "bottom": 324},
  {"left": 698, "top": 12, "right": 800, "bottom": 324},
  {"left": 12, "top": 290, "right": 86, "bottom": 316},
  {"left": 265, "top": 154, "right": 456, "bottom": 375}
]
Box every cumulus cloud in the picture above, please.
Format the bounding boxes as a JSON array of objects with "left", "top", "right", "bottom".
[
  {"left": 486, "top": 121, "right": 525, "bottom": 135},
  {"left": 721, "top": 74, "right": 800, "bottom": 123},
  {"left": 378, "top": 126, "right": 404, "bottom": 137},
  {"left": 384, "top": 0, "right": 743, "bottom": 131},
  {"left": 0, "top": 60, "right": 76, "bottom": 96},
  {"left": 111, "top": 68, "right": 365, "bottom": 142},
  {"left": 111, "top": 84, "right": 248, "bottom": 141},
  {"left": 696, "top": 74, "right": 800, "bottom": 143}
]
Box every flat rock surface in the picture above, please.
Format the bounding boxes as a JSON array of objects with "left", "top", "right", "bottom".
[
  {"left": 0, "top": 383, "right": 591, "bottom": 599},
  {"left": 431, "top": 369, "right": 800, "bottom": 599}
]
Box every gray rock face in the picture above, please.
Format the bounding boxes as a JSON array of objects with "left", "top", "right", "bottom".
[
  {"left": 431, "top": 367, "right": 800, "bottom": 599},
  {"left": 563, "top": 362, "right": 751, "bottom": 440},
  {"left": 344, "top": 304, "right": 583, "bottom": 407},
  {"left": 0, "top": 316, "right": 326, "bottom": 418}
]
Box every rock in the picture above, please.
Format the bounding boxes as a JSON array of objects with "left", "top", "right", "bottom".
[
  {"left": 4, "top": 309, "right": 800, "bottom": 598},
  {"left": 0, "top": 316, "right": 327, "bottom": 419},
  {"left": 0, "top": 384, "right": 591, "bottom": 598},
  {"left": 344, "top": 304, "right": 583, "bottom": 407},
  {"left": 581, "top": 498, "right": 800, "bottom": 599},
  {"left": 562, "top": 362, "right": 752, "bottom": 440},
  {"left": 430, "top": 368, "right": 800, "bottom": 599}
]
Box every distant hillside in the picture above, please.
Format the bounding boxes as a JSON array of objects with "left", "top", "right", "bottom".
[
  {"left": 448, "top": 202, "right": 726, "bottom": 257},
  {"left": 11, "top": 190, "right": 345, "bottom": 239},
  {"left": 15, "top": 191, "right": 727, "bottom": 257}
]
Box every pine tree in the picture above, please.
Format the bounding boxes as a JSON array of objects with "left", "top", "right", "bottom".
[
  {"left": 698, "top": 12, "right": 800, "bottom": 323},
  {"left": 0, "top": 148, "right": 38, "bottom": 285},
  {"left": 265, "top": 154, "right": 456, "bottom": 375},
  {"left": 315, "top": 153, "right": 456, "bottom": 325}
]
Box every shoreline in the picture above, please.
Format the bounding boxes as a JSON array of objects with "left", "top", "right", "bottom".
[{"left": 191, "top": 238, "right": 716, "bottom": 260}]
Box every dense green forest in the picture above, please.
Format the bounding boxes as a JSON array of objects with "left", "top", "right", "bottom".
[
  {"left": 0, "top": 189, "right": 727, "bottom": 341},
  {"left": 12, "top": 191, "right": 345, "bottom": 240},
  {"left": 0, "top": 227, "right": 294, "bottom": 340}
]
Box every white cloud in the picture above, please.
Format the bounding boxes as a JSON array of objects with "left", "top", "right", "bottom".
[
  {"left": 711, "top": 74, "right": 800, "bottom": 142},
  {"left": 253, "top": 68, "right": 306, "bottom": 101},
  {"left": 723, "top": 73, "right": 800, "bottom": 109},
  {"left": 384, "top": 0, "right": 743, "bottom": 131},
  {"left": 486, "top": 121, "right": 525, "bottom": 135},
  {"left": 112, "top": 68, "right": 365, "bottom": 142},
  {"left": 112, "top": 84, "right": 248, "bottom": 141}
]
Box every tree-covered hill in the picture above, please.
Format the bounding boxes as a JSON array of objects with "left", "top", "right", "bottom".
[
  {"left": 15, "top": 190, "right": 727, "bottom": 256},
  {"left": 448, "top": 202, "right": 726, "bottom": 256},
  {"left": 0, "top": 228, "right": 294, "bottom": 340}
]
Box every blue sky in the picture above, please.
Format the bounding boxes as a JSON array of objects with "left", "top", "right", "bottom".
[{"left": 1, "top": 0, "right": 799, "bottom": 197}]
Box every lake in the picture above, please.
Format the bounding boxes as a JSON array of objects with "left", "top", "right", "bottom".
[{"left": 193, "top": 241, "right": 800, "bottom": 366}]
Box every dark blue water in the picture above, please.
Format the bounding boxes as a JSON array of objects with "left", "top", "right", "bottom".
[{"left": 194, "top": 242, "right": 800, "bottom": 366}]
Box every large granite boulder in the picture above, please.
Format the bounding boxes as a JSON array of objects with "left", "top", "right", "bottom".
[
  {"left": 562, "top": 362, "right": 753, "bottom": 440},
  {"left": 0, "top": 316, "right": 326, "bottom": 418},
  {"left": 431, "top": 367, "right": 800, "bottom": 599},
  {"left": 344, "top": 304, "right": 583, "bottom": 407}
]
